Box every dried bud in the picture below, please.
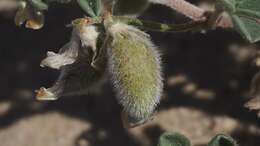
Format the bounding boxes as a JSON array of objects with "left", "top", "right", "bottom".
[
  {"left": 106, "top": 22, "right": 163, "bottom": 127},
  {"left": 15, "top": 1, "right": 45, "bottom": 29}
]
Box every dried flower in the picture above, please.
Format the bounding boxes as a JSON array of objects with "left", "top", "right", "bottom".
[
  {"left": 37, "top": 24, "right": 105, "bottom": 100},
  {"left": 15, "top": 0, "right": 45, "bottom": 29}
]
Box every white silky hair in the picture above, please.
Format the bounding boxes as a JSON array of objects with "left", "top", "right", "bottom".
[{"left": 78, "top": 25, "right": 99, "bottom": 52}]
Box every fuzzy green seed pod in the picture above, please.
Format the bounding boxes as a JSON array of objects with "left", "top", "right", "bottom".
[{"left": 106, "top": 22, "right": 163, "bottom": 127}]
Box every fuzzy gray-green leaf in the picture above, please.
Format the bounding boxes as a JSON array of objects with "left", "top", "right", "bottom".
[
  {"left": 231, "top": 15, "right": 260, "bottom": 43},
  {"left": 45, "top": 0, "right": 72, "bottom": 3},
  {"left": 28, "top": 0, "right": 48, "bottom": 11},
  {"left": 77, "top": 0, "right": 102, "bottom": 17},
  {"left": 208, "top": 134, "right": 237, "bottom": 146},
  {"left": 218, "top": 0, "right": 260, "bottom": 43},
  {"left": 158, "top": 132, "right": 191, "bottom": 146}
]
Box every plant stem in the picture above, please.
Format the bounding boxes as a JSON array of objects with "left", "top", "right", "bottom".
[
  {"left": 150, "top": 0, "right": 234, "bottom": 28},
  {"left": 0, "top": 0, "right": 18, "bottom": 12},
  {"left": 114, "top": 16, "right": 206, "bottom": 32},
  {"left": 150, "top": 0, "right": 205, "bottom": 20},
  {"left": 72, "top": 16, "right": 207, "bottom": 32}
]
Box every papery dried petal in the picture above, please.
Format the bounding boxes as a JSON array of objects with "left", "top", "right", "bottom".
[
  {"left": 40, "top": 29, "right": 80, "bottom": 69},
  {"left": 37, "top": 56, "right": 104, "bottom": 100},
  {"left": 40, "top": 51, "right": 76, "bottom": 69}
]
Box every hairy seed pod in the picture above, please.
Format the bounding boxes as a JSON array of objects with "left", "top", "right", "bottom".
[{"left": 106, "top": 22, "right": 163, "bottom": 127}]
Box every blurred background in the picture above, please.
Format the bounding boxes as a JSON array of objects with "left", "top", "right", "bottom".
[{"left": 0, "top": 0, "right": 260, "bottom": 146}]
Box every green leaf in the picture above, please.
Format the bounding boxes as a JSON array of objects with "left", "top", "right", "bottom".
[
  {"left": 235, "top": 0, "right": 260, "bottom": 19},
  {"left": 218, "top": 0, "right": 260, "bottom": 43},
  {"left": 77, "top": 0, "right": 102, "bottom": 17},
  {"left": 231, "top": 15, "right": 260, "bottom": 43},
  {"left": 208, "top": 134, "right": 237, "bottom": 146},
  {"left": 218, "top": 0, "right": 236, "bottom": 12},
  {"left": 113, "top": 0, "right": 149, "bottom": 15},
  {"left": 158, "top": 132, "right": 191, "bottom": 146},
  {"left": 45, "top": 0, "right": 72, "bottom": 3},
  {"left": 27, "top": 0, "right": 48, "bottom": 10},
  {"left": 94, "top": 0, "right": 102, "bottom": 17}
]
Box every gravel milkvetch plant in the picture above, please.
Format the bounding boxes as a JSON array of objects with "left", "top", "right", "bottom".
[
  {"left": 35, "top": 0, "right": 164, "bottom": 127},
  {"left": 10, "top": 0, "right": 260, "bottom": 127}
]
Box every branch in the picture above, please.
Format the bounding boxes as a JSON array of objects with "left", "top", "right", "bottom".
[
  {"left": 0, "top": 0, "right": 18, "bottom": 12},
  {"left": 150, "top": 0, "right": 233, "bottom": 28},
  {"left": 150, "top": 0, "right": 205, "bottom": 20},
  {"left": 72, "top": 16, "right": 206, "bottom": 32},
  {"left": 114, "top": 16, "right": 206, "bottom": 32}
]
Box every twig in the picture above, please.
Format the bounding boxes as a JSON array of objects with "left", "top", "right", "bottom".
[
  {"left": 150, "top": 0, "right": 205, "bottom": 20},
  {"left": 73, "top": 16, "right": 206, "bottom": 32},
  {"left": 0, "top": 0, "right": 18, "bottom": 12},
  {"left": 150, "top": 0, "right": 233, "bottom": 28},
  {"left": 114, "top": 16, "right": 206, "bottom": 32}
]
